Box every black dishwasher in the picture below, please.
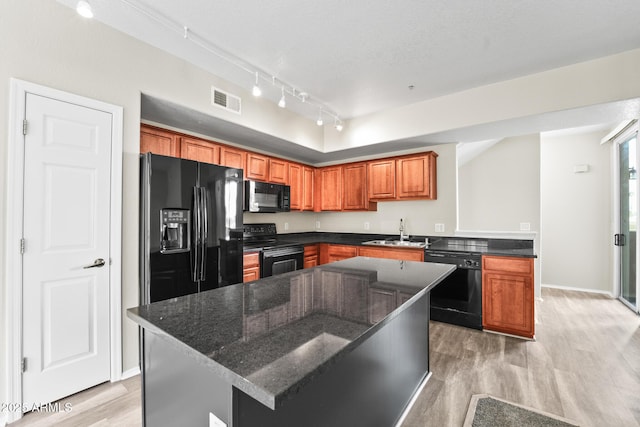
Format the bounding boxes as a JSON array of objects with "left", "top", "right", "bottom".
[{"left": 424, "top": 250, "right": 482, "bottom": 330}]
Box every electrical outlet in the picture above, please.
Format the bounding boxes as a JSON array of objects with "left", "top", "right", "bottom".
[
  {"left": 364, "top": 222, "right": 370, "bottom": 230},
  {"left": 435, "top": 223, "right": 445, "bottom": 233},
  {"left": 315, "top": 221, "right": 321, "bottom": 229},
  {"left": 520, "top": 222, "right": 531, "bottom": 231},
  {"left": 284, "top": 222, "right": 289, "bottom": 231}
]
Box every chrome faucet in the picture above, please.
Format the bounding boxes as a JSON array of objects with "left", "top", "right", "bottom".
[{"left": 399, "top": 218, "right": 409, "bottom": 241}]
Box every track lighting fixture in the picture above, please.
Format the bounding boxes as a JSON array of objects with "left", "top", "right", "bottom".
[
  {"left": 116, "top": 0, "right": 342, "bottom": 124},
  {"left": 335, "top": 119, "right": 343, "bottom": 132},
  {"left": 252, "top": 72, "right": 262, "bottom": 97},
  {"left": 76, "top": 0, "right": 93, "bottom": 18}
]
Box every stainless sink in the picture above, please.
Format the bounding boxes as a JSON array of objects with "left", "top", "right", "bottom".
[{"left": 362, "top": 240, "right": 426, "bottom": 248}]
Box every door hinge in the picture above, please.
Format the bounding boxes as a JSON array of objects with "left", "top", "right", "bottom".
[
  {"left": 22, "top": 357, "right": 27, "bottom": 373},
  {"left": 22, "top": 119, "right": 28, "bottom": 136},
  {"left": 19, "top": 238, "right": 25, "bottom": 254}
]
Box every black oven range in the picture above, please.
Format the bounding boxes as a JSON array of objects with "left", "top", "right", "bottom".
[{"left": 243, "top": 223, "right": 304, "bottom": 277}]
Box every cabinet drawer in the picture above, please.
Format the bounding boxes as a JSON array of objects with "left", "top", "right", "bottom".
[
  {"left": 243, "top": 252, "right": 260, "bottom": 268},
  {"left": 482, "top": 256, "right": 532, "bottom": 275},
  {"left": 328, "top": 245, "right": 358, "bottom": 257}
]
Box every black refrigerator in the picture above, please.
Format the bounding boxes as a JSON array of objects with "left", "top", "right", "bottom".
[{"left": 139, "top": 153, "right": 243, "bottom": 304}]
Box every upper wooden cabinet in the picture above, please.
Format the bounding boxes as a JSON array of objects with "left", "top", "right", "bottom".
[
  {"left": 302, "top": 166, "right": 315, "bottom": 211},
  {"left": 140, "top": 125, "right": 438, "bottom": 203},
  {"left": 246, "top": 153, "right": 269, "bottom": 181},
  {"left": 318, "top": 166, "right": 343, "bottom": 211},
  {"left": 140, "top": 125, "right": 180, "bottom": 157},
  {"left": 482, "top": 255, "right": 534, "bottom": 339},
  {"left": 180, "top": 136, "right": 220, "bottom": 164},
  {"left": 368, "top": 159, "right": 396, "bottom": 200},
  {"left": 396, "top": 152, "right": 437, "bottom": 200},
  {"left": 368, "top": 152, "right": 437, "bottom": 201},
  {"left": 268, "top": 158, "right": 288, "bottom": 184},
  {"left": 219, "top": 146, "right": 245, "bottom": 170},
  {"left": 342, "top": 163, "right": 372, "bottom": 211},
  {"left": 288, "top": 163, "right": 303, "bottom": 210}
]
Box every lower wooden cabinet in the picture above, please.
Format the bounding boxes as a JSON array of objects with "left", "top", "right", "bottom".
[
  {"left": 303, "top": 244, "right": 319, "bottom": 268},
  {"left": 358, "top": 246, "right": 423, "bottom": 261},
  {"left": 319, "top": 244, "right": 358, "bottom": 264},
  {"left": 482, "top": 255, "right": 534, "bottom": 338},
  {"left": 243, "top": 252, "right": 260, "bottom": 283}
]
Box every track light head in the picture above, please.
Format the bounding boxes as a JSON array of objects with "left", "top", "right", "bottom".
[
  {"left": 252, "top": 72, "right": 261, "bottom": 97},
  {"left": 335, "top": 121, "right": 343, "bottom": 132},
  {"left": 278, "top": 87, "right": 286, "bottom": 108},
  {"left": 316, "top": 110, "right": 324, "bottom": 126},
  {"left": 76, "top": 0, "right": 94, "bottom": 18}
]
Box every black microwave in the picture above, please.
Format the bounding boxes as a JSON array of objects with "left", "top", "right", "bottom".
[{"left": 244, "top": 180, "right": 290, "bottom": 213}]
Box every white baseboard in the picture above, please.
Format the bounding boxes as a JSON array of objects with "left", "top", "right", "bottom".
[
  {"left": 541, "top": 283, "right": 613, "bottom": 297},
  {"left": 120, "top": 366, "right": 141, "bottom": 380}
]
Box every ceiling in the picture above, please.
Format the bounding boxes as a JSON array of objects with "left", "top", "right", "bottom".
[{"left": 58, "top": 0, "right": 640, "bottom": 162}]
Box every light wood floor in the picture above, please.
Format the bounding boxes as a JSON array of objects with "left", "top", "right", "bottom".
[
  {"left": 404, "top": 287, "right": 640, "bottom": 427},
  {"left": 10, "top": 288, "right": 640, "bottom": 427}
]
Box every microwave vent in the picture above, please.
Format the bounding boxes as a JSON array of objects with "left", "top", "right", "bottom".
[{"left": 211, "top": 87, "right": 241, "bottom": 114}]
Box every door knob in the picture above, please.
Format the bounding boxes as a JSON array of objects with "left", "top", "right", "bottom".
[{"left": 83, "top": 258, "right": 106, "bottom": 269}]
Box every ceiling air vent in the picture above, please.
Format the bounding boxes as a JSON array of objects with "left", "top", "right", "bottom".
[{"left": 211, "top": 87, "right": 241, "bottom": 114}]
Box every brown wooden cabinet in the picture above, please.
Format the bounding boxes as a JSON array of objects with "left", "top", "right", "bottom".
[
  {"left": 219, "top": 146, "right": 245, "bottom": 170},
  {"left": 140, "top": 125, "right": 438, "bottom": 203},
  {"left": 303, "top": 244, "right": 319, "bottom": 268},
  {"left": 342, "top": 163, "right": 374, "bottom": 211},
  {"left": 482, "top": 256, "right": 534, "bottom": 338},
  {"left": 302, "top": 166, "right": 315, "bottom": 211},
  {"left": 318, "top": 166, "right": 343, "bottom": 211},
  {"left": 268, "top": 158, "right": 288, "bottom": 184},
  {"left": 368, "top": 159, "right": 396, "bottom": 200},
  {"left": 243, "top": 252, "right": 261, "bottom": 283},
  {"left": 396, "top": 152, "right": 437, "bottom": 200},
  {"left": 246, "top": 152, "right": 269, "bottom": 181},
  {"left": 140, "top": 124, "right": 180, "bottom": 157},
  {"left": 180, "top": 136, "right": 220, "bottom": 164},
  {"left": 368, "top": 152, "right": 437, "bottom": 201},
  {"left": 358, "top": 246, "right": 424, "bottom": 262},
  {"left": 319, "top": 244, "right": 358, "bottom": 264},
  {"left": 288, "top": 163, "right": 303, "bottom": 210}
]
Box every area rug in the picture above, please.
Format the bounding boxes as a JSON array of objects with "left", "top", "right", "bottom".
[{"left": 463, "top": 394, "right": 580, "bottom": 427}]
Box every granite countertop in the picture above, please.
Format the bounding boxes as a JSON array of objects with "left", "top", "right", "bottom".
[
  {"left": 276, "top": 232, "right": 537, "bottom": 258},
  {"left": 127, "top": 257, "right": 455, "bottom": 410}
]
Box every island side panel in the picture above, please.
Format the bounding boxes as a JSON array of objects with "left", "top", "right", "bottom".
[
  {"left": 233, "top": 293, "right": 430, "bottom": 427},
  {"left": 142, "top": 330, "right": 234, "bottom": 426}
]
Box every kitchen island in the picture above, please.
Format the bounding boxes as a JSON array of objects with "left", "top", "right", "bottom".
[{"left": 127, "top": 257, "right": 455, "bottom": 427}]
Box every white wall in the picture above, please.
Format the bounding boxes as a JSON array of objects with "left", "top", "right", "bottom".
[
  {"left": 540, "top": 129, "right": 613, "bottom": 293},
  {"left": 458, "top": 134, "right": 541, "bottom": 232}
]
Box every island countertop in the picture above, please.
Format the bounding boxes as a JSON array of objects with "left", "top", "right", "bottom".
[{"left": 127, "top": 257, "right": 455, "bottom": 410}]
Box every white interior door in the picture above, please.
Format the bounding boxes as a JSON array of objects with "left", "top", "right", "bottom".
[{"left": 22, "top": 93, "right": 113, "bottom": 406}]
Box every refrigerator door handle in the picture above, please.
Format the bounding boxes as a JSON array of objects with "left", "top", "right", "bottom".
[
  {"left": 200, "top": 187, "right": 208, "bottom": 281},
  {"left": 192, "top": 186, "right": 201, "bottom": 282}
]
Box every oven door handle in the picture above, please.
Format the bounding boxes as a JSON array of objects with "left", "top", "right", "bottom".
[{"left": 262, "top": 247, "right": 304, "bottom": 258}]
